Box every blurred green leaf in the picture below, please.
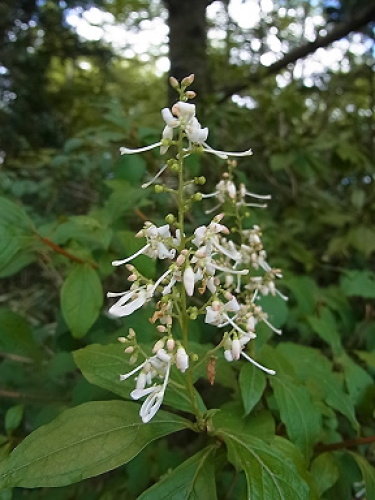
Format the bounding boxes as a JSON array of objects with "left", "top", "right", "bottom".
[
  {"left": 0, "top": 308, "right": 40, "bottom": 359},
  {"left": 5, "top": 405, "right": 24, "bottom": 436},
  {"left": 307, "top": 308, "right": 342, "bottom": 355},
  {"left": 340, "top": 270, "right": 375, "bottom": 299},
  {"left": 61, "top": 264, "right": 103, "bottom": 338},
  {"left": 0, "top": 197, "right": 33, "bottom": 231}
]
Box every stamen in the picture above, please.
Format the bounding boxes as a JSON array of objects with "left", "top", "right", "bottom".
[
  {"left": 120, "top": 360, "right": 148, "bottom": 381},
  {"left": 262, "top": 317, "right": 282, "bottom": 335},
  {"left": 241, "top": 351, "right": 276, "bottom": 375},
  {"left": 142, "top": 163, "right": 169, "bottom": 189},
  {"left": 120, "top": 142, "right": 162, "bottom": 154},
  {"left": 245, "top": 191, "right": 271, "bottom": 200},
  {"left": 275, "top": 289, "right": 289, "bottom": 301},
  {"left": 112, "top": 244, "right": 150, "bottom": 266},
  {"left": 212, "top": 262, "right": 248, "bottom": 275}
]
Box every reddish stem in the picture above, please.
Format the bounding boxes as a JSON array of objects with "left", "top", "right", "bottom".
[
  {"left": 38, "top": 235, "right": 98, "bottom": 269},
  {"left": 316, "top": 435, "right": 375, "bottom": 453}
]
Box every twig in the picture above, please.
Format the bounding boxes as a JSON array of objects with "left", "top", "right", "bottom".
[
  {"left": 37, "top": 234, "right": 99, "bottom": 269},
  {"left": 316, "top": 435, "right": 375, "bottom": 453},
  {"left": 0, "top": 352, "right": 34, "bottom": 364}
]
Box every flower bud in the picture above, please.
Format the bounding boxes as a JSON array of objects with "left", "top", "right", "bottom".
[
  {"left": 124, "top": 346, "right": 134, "bottom": 354},
  {"left": 166, "top": 338, "right": 175, "bottom": 351},
  {"left": 156, "top": 348, "right": 171, "bottom": 363},
  {"left": 176, "top": 346, "right": 189, "bottom": 373},
  {"left": 118, "top": 336, "right": 127, "bottom": 343},
  {"left": 185, "top": 90, "right": 196, "bottom": 99},
  {"left": 152, "top": 339, "right": 165, "bottom": 353},
  {"left": 231, "top": 338, "right": 241, "bottom": 360},
  {"left": 183, "top": 266, "right": 195, "bottom": 296},
  {"left": 224, "top": 349, "right": 234, "bottom": 362},
  {"left": 169, "top": 76, "right": 179, "bottom": 89},
  {"left": 136, "top": 372, "right": 147, "bottom": 390},
  {"left": 181, "top": 74, "right": 195, "bottom": 86},
  {"left": 165, "top": 213, "right": 175, "bottom": 224}
]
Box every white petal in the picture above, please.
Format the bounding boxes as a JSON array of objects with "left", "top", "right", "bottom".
[
  {"left": 140, "top": 390, "right": 163, "bottom": 423},
  {"left": 131, "top": 386, "right": 159, "bottom": 400},
  {"left": 109, "top": 290, "right": 149, "bottom": 317}
]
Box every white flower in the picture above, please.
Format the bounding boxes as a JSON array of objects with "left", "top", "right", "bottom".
[
  {"left": 119, "top": 102, "right": 254, "bottom": 160},
  {"left": 121, "top": 349, "right": 172, "bottom": 423},
  {"left": 120, "top": 337, "right": 191, "bottom": 422},
  {"left": 112, "top": 223, "right": 176, "bottom": 266}
]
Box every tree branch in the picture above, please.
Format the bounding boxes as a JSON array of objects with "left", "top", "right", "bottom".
[{"left": 219, "top": 4, "right": 375, "bottom": 102}]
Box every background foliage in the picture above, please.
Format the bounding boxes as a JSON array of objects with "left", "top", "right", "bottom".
[{"left": 0, "top": 0, "right": 374, "bottom": 498}]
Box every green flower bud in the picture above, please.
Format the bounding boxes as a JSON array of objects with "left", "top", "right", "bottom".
[{"left": 165, "top": 213, "right": 175, "bottom": 224}]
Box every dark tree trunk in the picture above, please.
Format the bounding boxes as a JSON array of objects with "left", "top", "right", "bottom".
[{"left": 163, "top": 0, "right": 213, "bottom": 105}]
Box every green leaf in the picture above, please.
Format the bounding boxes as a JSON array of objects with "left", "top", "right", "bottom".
[
  {"left": 0, "top": 308, "right": 40, "bottom": 359},
  {"left": 216, "top": 430, "right": 311, "bottom": 499},
  {"left": 73, "top": 343, "right": 206, "bottom": 415},
  {"left": 0, "top": 226, "right": 21, "bottom": 272},
  {"left": 0, "top": 489, "right": 12, "bottom": 500},
  {"left": 257, "top": 294, "right": 289, "bottom": 329},
  {"left": 0, "top": 197, "right": 33, "bottom": 231},
  {"left": 114, "top": 154, "right": 146, "bottom": 184},
  {"left": 340, "top": 354, "right": 373, "bottom": 405},
  {"left": 239, "top": 363, "right": 266, "bottom": 415},
  {"left": 355, "top": 350, "right": 375, "bottom": 369},
  {"left": 0, "top": 401, "right": 188, "bottom": 488},
  {"left": 310, "top": 452, "right": 340, "bottom": 496},
  {"left": 61, "top": 264, "right": 103, "bottom": 338},
  {"left": 307, "top": 308, "right": 342, "bottom": 356},
  {"left": 340, "top": 270, "right": 375, "bottom": 299},
  {"left": 270, "top": 376, "right": 321, "bottom": 459},
  {"left": 348, "top": 226, "right": 375, "bottom": 257},
  {"left": 212, "top": 403, "right": 275, "bottom": 440},
  {"left": 347, "top": 451, "right": 375, "bottom": 500},
  {"left": 284, "top": 276, "right": 318, "bottom": 315},
  {"left": 138, "top": 447, "right": 217, "bottom": 500},
  {"left": 5, "top": 405, "right": 24, "bottom": 435},
  {"left": 274, "top": 344, "right": 359, "bottom": 430}
]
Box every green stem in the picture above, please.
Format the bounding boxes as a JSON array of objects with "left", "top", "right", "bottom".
[{"left": 175, "top": 121, "right": 203, "bottom": 425}]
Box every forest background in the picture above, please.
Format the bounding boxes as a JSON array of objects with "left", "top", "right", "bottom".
[{"left": 0, "top": 0, "right": 374, "bottom": 499}]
